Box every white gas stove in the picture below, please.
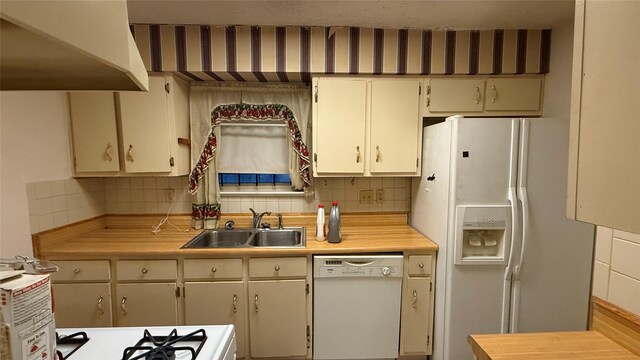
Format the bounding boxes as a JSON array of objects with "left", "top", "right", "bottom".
[{"left": 55, "top": 325, "right": 236, "bottom": 360}]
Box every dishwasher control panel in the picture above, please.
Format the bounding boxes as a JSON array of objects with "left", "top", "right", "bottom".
[{"left": 314, "top": 255, "right": 403, "bottom": 278}]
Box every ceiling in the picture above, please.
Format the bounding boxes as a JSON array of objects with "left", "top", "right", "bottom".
[{"left": 127, "top": 0, "right": 575, "bottom": 30}]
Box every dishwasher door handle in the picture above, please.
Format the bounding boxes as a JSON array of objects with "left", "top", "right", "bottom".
[{"left": 344, "top": 260, "right": 375, "bottom": 267}]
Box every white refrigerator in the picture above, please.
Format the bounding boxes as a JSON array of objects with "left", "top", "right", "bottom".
[{"left": 410, "top": 116, "right": 595, "bottom": 360}]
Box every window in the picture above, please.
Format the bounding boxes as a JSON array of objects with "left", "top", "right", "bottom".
[{"left": 219, "top": 173, "right": 292, "bottom": 186}]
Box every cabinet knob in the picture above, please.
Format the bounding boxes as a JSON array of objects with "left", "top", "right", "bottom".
[
  {"left": 376, "top": 145, "right": 381, "bottom": 163},
  {"left": 418, "top": 262, "right": 424, "bottom": 269},
  {"left": 121, "top": 296, "right": 128, "bottom": 315},
  {"left": 211, "top": 267, "right": 217, "bottom": 273},
  {"left": 474, "top": 86, "right": 482, "bottom": 104},
  {"left": 104, "top": 143, "right": 113, "bottom": 162},
  {"left": 73, "top": 268, "right": 81, "bottom": 274},
  {"left": 97, "top": 296, "right": 105, "bottom": 315},
  {"left": 127, "top": 144, "right": 135, "bottom": 162},
  {"left": 274, "top": 265, "right": 280, "bottom": 271},
  {"left": 141, "top": 268, "right": 148, "bottom": 274}
]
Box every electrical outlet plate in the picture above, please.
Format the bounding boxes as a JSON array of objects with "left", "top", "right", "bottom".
[
  {"left": 359, "top": 190, "right": 373, "bottom": 204},
  {"left": 164, "top": 189, "right": 175, "bottom": 203},
  {"left": 376, "top": 189, "right": 385, "bottom": 203}
]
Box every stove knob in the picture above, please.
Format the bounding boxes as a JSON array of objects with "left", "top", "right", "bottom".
[{"left": 382, "top": 267, "right": 392, "bottom": 276}]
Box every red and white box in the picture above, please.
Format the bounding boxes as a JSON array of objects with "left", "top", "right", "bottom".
[{"left": 1, "top": 274, "right": 56, "bottom": 360}]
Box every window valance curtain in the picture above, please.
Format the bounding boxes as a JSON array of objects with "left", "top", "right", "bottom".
[{"left": 188, "top": 85, "right": 312, "bottom": 229}]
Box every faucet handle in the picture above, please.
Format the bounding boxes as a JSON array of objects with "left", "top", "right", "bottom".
[
  {"left": 249, "top": 208, "right": 258, "bottom": 216},
  {"left": 276, "top": 213, "right": 283, "bottom": 229}
]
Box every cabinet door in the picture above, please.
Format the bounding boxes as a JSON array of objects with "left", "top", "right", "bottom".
[
  {"left": 118, "top": 76, "right": 172, "bottom": 173},
  {"left": 401, "top": 277, "right": 432, "bottom": 354},
  {"left": 314, "top": 78, "right": 367, "bottom": 174},
  {"left": 68, "top": 92, "right": 120, "bottom": 173},
  {"left": 248, "top": 279, "right": 307, "bottom": 358},
  {"left": 484, "top": 78, "right": 542, "bottom": 111},
  {"left": 116, "top": 283, "right": 178, "bottom": 326},
  {"left": 184, "top": 282, "right": 246, "bottom": 358},
  {"left": 370, "top": 79, "right": 421, "bottom": 173},
  {"left": 428, "top": 78, "right": 485, "bottom": 113},
  {"left": 52, "top": 283, "right": 112, "bottom": 327}
]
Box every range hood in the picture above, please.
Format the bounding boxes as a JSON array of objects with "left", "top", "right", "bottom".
[{"left": 0, "top": 0, "right": 148, "bottom": 91}]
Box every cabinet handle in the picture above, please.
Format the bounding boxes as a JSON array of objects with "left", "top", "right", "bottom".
[
  {"left": 418, "top": 262, "right": 424, "bottom": 269},
  {"left": 211, "top": 267, "right": 217, "bottom": 273},
  {"left": 141, "top": 268, "right": 148, "bottom": 274},
  {"left": 73, "top": 268, "right": 81, "bottom": 274},
  {"left": 233, "top": 294, "right": 238, "bottom": 313},
  {"left": 412, "top": 289, "right": 418, "bottom": 308},
  {"left": 491, "top": 85, "right": 497, "bottom": 103},
  {"left": 274, "top": 265, "right": 280, "bottom": 272},
  {"left": 474, "top": 87, "right": 481, "bottom": 104},
  {"left": 104, "top": 143, "right": 113, "bottom": 162},
  {"left": 356, "top": 146, "right": 361, "bottom": 163},
  {"left": 254, "top": 293, "right": 259, "bottom": 313},
  {"left": 127, "top": 144, "right": 134, "bottom": 162},
  {"left": 121, "top": 296, "right": 128, "bottom": 315},
  {"left": 376, "top": 145, "right": 381, "bottom": 163},
  {"left": 97, "top": 296, "right": 105, "bottom": 315}
]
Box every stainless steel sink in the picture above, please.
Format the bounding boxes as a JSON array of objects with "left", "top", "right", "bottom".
[
  {"left": 181, "top": 227, "right": 305, "bottom": 249},
  {"left": 248, "top": 228, "right": 305, "bottom": 247}
]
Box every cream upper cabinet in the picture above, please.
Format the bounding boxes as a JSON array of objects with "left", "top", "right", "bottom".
[
  {"left": 370, "top": 79, "right": 422, "bottom": 174},
  {"left": 424, "top": 76, "right": 544, "bottom": 116},
  {"left": 484, "top": 78, "right": 542, "bottom": 112},
  {"left": 313, "top": 78, "right": 367, "bottom": 175},
  {"left": 567, "top": 0, "right": 640, "bottom": 234},
  {"left": 313, "top": 77, "right": 422, "bottom": 177},
  {"left": 68, "top": 92, "right": 120, "bottom": 173},
  {"left": 68, "top": 74, "right": 190, "bottom": 176},
  {"left": 426, "top": 78, "right": 486, "bottom": 113}
]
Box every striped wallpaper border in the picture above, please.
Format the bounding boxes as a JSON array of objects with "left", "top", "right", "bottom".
[{"left": 131, "top": 25, "right": 552, "bottom": 82}]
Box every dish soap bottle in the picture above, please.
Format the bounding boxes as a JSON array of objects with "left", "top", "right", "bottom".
[
  {"left": 327, "top": 201, "right": 341, "bottom": 243},
  {"left": 316, "top": 204, "right": 326, "bottom": 241}
]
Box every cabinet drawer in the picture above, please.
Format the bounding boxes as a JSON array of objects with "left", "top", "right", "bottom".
[
  {"left": 184, "top": 259, "right": 243, "bottom": 280},
  {"left": 249, "top": 257, "right": 307, "bottom": 278},
  {"left": 117, "top": 260, "right": 177, "bottom": 281},
  {"left": 408, "top": 255, "right": 432, "bottom": 276},
  {"left": 51, "top": 260, "right": 111, "bottom": 281}
]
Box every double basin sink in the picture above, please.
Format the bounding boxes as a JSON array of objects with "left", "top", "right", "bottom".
[{"left": 182, "top": 227, "right": 306, "bottom": 249}]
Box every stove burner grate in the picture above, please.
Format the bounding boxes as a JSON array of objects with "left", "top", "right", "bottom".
[
  {"left": 122, "top": 328, "right": 207, "bottom": 360},
  {"left": 55, "top": 331, "right": 89, "bottom": 360}
]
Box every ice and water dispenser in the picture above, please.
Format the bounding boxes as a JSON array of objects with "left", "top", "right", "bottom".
[{"left": 454, "top": 205, "right": 511, "bottom": 265}]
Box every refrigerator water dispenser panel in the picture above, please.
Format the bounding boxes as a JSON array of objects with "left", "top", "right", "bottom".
[{"left": 454, "top": 205, "right": 511, "bottom": 265}]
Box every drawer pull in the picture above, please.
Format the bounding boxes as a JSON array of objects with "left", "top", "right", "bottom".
[
  {"left": 254, "top": 293, "right": 259, "bottom": 313},
  {"left": 211, "top": 267, "right": 217, "bottom": 273},
  {"left": 418, "top": 262, "right": 424, "bottom": 269},
  {"left": 121, "top": 296, "right": 128, "bottom": 315},
  {"left": 97, "top": 296, "right": 105, "bottom": 315},
  {"left": 274, "top": 265, "right": 280, "bottom": 272},
  {"left": 232, "top": 294, "right": 238, "bottom": 313},
  {"left": 73, "top": 268, "right": 81, "bottom": 274},
  {"left": 491, "top": 85, "right": 498, "bottom": 103},
  {"left": 474, "top": 86, "right": 482, "bottom": 104},
  {"left": 141, "top": 268, "right": 148, "bottom": 274},
  {"left": 412, "top": 289, "right": 418, "bottom": 308}
]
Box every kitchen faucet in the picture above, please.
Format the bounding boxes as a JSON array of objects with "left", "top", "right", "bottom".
[{"left": 249, "top": 208, "right": 271, "bottom": 228}]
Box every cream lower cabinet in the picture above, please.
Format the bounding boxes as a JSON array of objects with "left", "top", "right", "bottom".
[
  {"left": 50, "top": 260, "right": 112, "bottom": 327},
  {"left": 184, "top": 258, "right": 246, "bottom": 358},
  {"left": 115, "top": 259, "right": 178, "bottom": 326},
  {"left": 400, "top": 254, "right": 435, "bottom": 356},
  {"left": 248, "top": 257, "right": 309, "bottom": 358}
]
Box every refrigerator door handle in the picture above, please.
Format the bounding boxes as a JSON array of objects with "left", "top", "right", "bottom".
[
  {"left": 510, "top": 186, "right": 529, "bottom": 333},
  {"left": 501, "top": 186, "right": 518, "bottom": 333}
]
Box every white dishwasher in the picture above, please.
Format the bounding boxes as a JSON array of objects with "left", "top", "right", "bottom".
[{"left": 313, "top": 255, "right": 403, "bottom": 360}]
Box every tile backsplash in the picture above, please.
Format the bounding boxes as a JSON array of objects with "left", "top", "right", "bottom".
[{"left": 26, "top": 176, "right": 412, "bottom": 233}]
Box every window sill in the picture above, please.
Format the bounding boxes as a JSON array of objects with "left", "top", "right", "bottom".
[{"left": 220, "top": 190, "right": 305, "bottom": 197}]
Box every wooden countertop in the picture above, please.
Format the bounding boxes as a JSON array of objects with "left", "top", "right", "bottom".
[
  {"left": 468, "top": 331, "right": 640, "bottom": 360},
  {"left": 34, "top": 213, "right": 437, "bottom": 259}
]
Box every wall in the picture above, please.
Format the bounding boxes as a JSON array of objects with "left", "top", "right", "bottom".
[
  {"left": 0, "top": 92, "right": 74, "bottom": 257},
  {"left": 592, "top": 227, "right": 640, "bottom": 316}
]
